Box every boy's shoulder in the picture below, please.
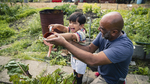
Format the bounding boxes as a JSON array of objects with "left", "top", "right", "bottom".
[{"left": 76, "top": 28, "right": 85, "bottom": 33}]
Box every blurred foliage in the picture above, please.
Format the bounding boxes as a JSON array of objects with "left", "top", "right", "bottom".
[
  {"left": 0, "top": 2, "right": 38, "bottom": 46},
  {"left": 84, "top": 6, "right": 150, "bottom": 54},
  {"left": 132, "top": 6, "right": 149, "bottom": 15},
  {"left": 83, "top": 3, "right": 101, "bottom": 17},
  {"left": 83, "top": 3, "right": 92, "bottom": 13},
  {"left": 54, "top": 4, "right": 77, "bottom": 16}
]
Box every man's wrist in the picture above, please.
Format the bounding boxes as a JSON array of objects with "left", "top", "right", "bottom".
[
  {"left": 63, "top": 40, "right": 70, "bottom": 48},
  {"left": 68, "top": 40, "right": 73, "bottom": 44}
]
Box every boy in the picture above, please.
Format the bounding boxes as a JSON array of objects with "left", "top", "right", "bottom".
[{"left": 46, "top": 12, "right": 87, "bottom": 84}]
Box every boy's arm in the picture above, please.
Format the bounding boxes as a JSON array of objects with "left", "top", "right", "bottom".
[
  {"left": 47, "top": 29, "right": 85, "bottom": 42},
  {"left": 48, "top": 24, "right": 68, "bottom": 33}
]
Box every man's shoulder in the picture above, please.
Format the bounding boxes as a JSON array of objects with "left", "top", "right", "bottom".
[{"left": 112, "top": 37, "right": 133, "bottom": 47}]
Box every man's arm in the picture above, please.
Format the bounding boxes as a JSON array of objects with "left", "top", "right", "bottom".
[
  {"left": 47, "top": 33, "right": 77, "bottom": 41},
  {"left": 69, "top": 40, "right": 98, "bottom": 53},
  {"left": 47, "top": 33, "right": 97, "bottom": 53},
  {"left": 45, "top": 34, "right": 112, "bottom": 66}
]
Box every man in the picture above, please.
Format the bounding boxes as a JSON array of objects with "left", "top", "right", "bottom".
[{"left": 45, "top": 12, "right": 133, "bottom": 84}]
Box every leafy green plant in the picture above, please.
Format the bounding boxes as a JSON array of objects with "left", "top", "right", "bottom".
[
  {"left": 132, "top": 6, "right": 148, "bottom": 15},
  {"left": 0, "top": 3, "right": 38, "bottom": 46},
  {"left": 83, "top": 3, "right": 101, "bottom": 17},
  {"left": 123, "top": 10, "right": 150, "bottom": 54},
  {"left": 9, "top": 75, "right": 38, "bottom": 84},
  {"left": 5, "top": 62, "right": 76, "bottom": 84},
  {"left": 0, "top": 3, "right": 37, "bottom": 22},
  {"left": 54, "top": 4, "right": 77, "bottom": 16},
  {"left": 84, "top": 18, "right": 100, "bottom": 39},
  {"left": 21, "top": 13, "right": 41, "bottom": 36},
  {"left": 0, "top": 2, "right": 10, "bottom": 15},
  {"left": 0, "top": 23, "right": 15, "bottom": 40},
  {"left": 84, "top": 7, "right": 150, "bottom": 54},
  {"left": 63, "top": 15, "right": 69, "bottom": 26},
  {"left": 49, "top": 51, "right": 69, "bottom": 66},
  {"left": 67, "top": 5, "right": 78, "bottom": 16},
  {"left": 82, "top": 3, "right": 92, "bottom": 14},
  {"left": 92, "top": 3, "right": 101, "bottom": 14},
  {"left": 0, "top": 3, "right": 20, "bottom": 16},
  {"left": 37, "top": 68, "right": 76, "bottom": 84},
  {"left": 133, "top": 67, "right": 149, "bottom": 75},
  {"left": 6, "top": 8, "right": 37, "bottom": 23},
  {"left": 128, "top": 58, "right": 150, "bottom": 76},
  {"left": 4, "top": 61, "right": 32, "bottom": 78}
]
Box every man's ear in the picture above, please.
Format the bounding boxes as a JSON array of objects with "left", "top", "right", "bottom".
[{"left": 111, "top": 30, "right": 118, "bottom": 36}]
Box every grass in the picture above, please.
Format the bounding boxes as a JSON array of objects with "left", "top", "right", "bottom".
[
  {"left": 0, "top": 13, "right": 47, "bottom": 58},
  {"left": 0, "top": 9, "right": 70, "bottom": 66}
]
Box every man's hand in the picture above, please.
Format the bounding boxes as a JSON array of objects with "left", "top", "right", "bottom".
[
  {"left": 45, "top": 33, "right": 67, "bottom": 46},
  {"left": 47, "top": 34, "right": 56, "bottom": 39}
]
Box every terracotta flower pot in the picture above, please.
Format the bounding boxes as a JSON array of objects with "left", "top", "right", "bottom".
[{"left": 43, "top": 32, "right": 54, "bottom": 38}]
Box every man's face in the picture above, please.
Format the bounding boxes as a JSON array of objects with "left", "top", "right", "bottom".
[
  {"left": 99, "top": 21, "right": 111, "bottom": 39},
  {"left": 103, "top": 31, "right": 111, "bottom": 39},
  {"left": 99, "top": 26, "right": 111, "bottom": 39}
]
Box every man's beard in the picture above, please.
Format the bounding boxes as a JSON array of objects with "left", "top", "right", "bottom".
[{"left": 102, "top": 31, "right": 111, "bottom": 39}]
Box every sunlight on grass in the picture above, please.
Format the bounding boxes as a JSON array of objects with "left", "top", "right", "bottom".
[
  {"left": 0, "top": 39, "right": 32, "bottom": 55},
  {"left": 14, "top": 52, "right": 47, "bottom": 60}
]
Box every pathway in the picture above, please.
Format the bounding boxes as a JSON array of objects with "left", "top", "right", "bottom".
[{"left": 0, "top": 56, "right": 150, "bottom": 84}]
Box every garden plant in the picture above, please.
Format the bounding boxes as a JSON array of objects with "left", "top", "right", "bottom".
[{"left": 0, "top": 2, "right": 150, "bottom": 83}]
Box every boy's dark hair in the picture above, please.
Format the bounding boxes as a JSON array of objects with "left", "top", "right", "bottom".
[{"left": 68, "top": 12, "right": 86, "bottom": 25}]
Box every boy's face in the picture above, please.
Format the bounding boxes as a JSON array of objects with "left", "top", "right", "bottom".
[{"left": 69, "top": 21, "right": 81, "bottom": 33}]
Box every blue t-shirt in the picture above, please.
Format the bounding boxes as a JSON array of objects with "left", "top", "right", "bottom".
[{"left": 92, "top": 31, "right": 133, "bottom": 84}]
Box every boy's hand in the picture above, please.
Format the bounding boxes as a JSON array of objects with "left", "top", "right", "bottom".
[{"left": 48, "top": 24, "right": 60, "bottom": 32}]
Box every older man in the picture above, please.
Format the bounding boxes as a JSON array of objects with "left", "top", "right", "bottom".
[{"left": 46, "top": 12, "right": 133, "bottom": 84}]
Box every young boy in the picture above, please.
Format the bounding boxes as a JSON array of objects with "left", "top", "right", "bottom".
[{"left": 46, "top": 12, "right": 87, "bottom": 84}]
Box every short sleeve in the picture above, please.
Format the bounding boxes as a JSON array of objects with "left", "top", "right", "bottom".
[
  {"left": 103, "top": 41, "right": 133, "bottom": 63},
  {"left": 74, "top": 30, "right": 86, "bottom": 43},
  {"left": 67, "top": 27, "right": 70, "bottom": 33}
]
